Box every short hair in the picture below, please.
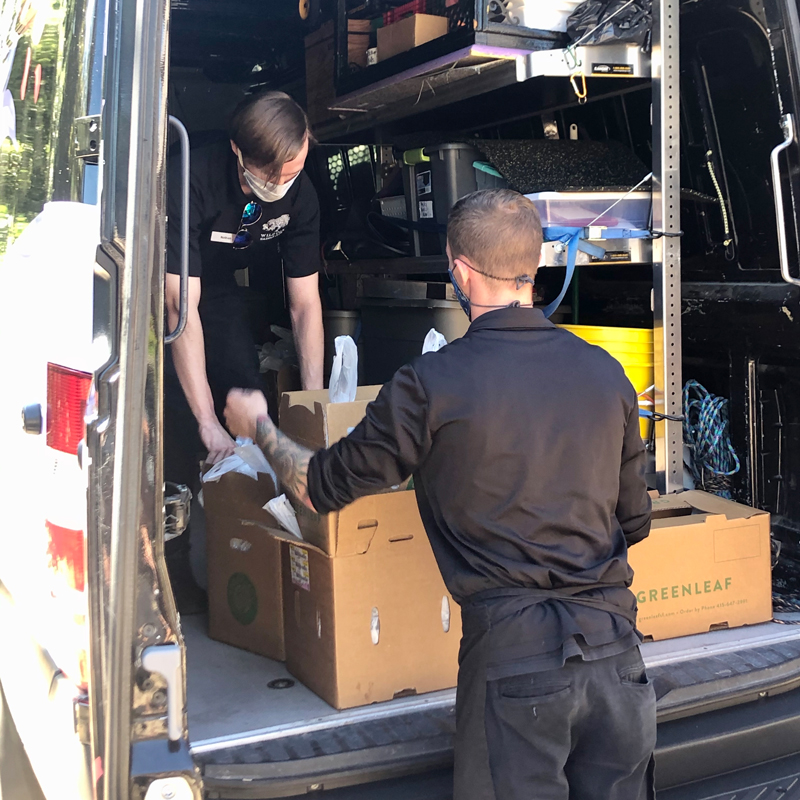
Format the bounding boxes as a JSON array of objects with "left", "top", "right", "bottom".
[
  {"left": 447, "top": 190, "right": 543, "bottom": 281},
  {"left": 229, "top": 91, "right": 310, "bottom": 181}
]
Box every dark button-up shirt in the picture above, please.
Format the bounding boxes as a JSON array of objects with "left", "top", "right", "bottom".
[{"left": 308, "top": 306, "right": 651, "bottom": 674}]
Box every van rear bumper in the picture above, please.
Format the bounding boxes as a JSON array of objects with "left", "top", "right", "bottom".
[{"left": 199, "top": 634, "right": 800, "bottom": 799}]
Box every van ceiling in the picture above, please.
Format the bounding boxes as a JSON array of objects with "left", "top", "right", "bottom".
[{"left": 170, "top": 0, "right": 310, "bottom": 83}]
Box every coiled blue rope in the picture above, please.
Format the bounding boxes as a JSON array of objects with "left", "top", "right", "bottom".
[{"left": 683, "top": 380, "right": 740, "bottom": 498}]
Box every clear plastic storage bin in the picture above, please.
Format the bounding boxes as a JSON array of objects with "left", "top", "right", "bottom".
[{"left": 525, "top": 191, "right": 652, "bottom": 229}]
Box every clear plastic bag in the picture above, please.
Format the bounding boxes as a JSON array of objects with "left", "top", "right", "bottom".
[
  {"left": 422, "top": 328, "right": 447, "bottom": 354},
  {"left": 264, "top": 494, "right": 303, "bottom": 539},
  {"left": 329, "top": 335, "right": 358, "bottom": 403},
  {"left": 201, "top": 437, "right": 277, "bottom": 486}
]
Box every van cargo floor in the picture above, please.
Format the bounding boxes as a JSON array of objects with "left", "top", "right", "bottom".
[
  {"left": 186, "top": 616, "right": 800, "bottom": 795},
  {"left": 183, "top": 614, "right": 454, "bottom": 749}
]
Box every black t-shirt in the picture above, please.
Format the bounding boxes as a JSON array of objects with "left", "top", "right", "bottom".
[{"left": 166, "top": 138, "right": 321, "bottom": 328}]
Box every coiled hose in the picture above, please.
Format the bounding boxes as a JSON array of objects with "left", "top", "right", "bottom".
[{"left": 683, "top": 379, "right": 740, "bottom": 498}]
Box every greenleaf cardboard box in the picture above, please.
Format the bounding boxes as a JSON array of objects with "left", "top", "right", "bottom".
[{"left": 628, "top": 491, "right": 772, "bottom": 640}]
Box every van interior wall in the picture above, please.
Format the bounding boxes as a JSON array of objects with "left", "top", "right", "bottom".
[{"left": 168, "top": 68, "right": 248, "bottom": 140}]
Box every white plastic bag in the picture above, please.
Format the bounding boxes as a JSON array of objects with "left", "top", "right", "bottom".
[
  {"left": 329, "top": 335, "right": 358, "bottom": 403},
  {"left": 201, "top": 437, "right": 277, "bottom": 486},
  {"left": 264, "top": 494, "right": 303, "bottom": 539},
  {"left": 422, "top": 328, "right": 447, "bottom": 354}
]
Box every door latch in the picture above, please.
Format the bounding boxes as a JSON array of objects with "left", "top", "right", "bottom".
[
  {"left": 165, "top": 483, "right": 191, "bottom": 541},
  {"left": 75, "top": 115, "right": 101, "bottom": 163}
]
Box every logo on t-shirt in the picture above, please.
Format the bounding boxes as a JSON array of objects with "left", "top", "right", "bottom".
[{"left": 261, "top": 214, "right": 290, "bottom": 241}]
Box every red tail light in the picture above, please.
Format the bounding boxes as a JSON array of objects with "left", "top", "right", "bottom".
[
  {"left": 47, "top": 363, "right": 91, "bottom": 455},
  {"left": 46, "top": 521, "right": 86, "bottom": 592}
]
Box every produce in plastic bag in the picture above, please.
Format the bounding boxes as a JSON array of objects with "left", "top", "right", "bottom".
[
  {"left": 258, "top": 325, "right": 298, "bottom": 374},
  {"left": 566, "top": 0, "right": 652, "bottom": 48},
  {"left": 422, "top": 328, "right": 447, "bottom": 354},
  {"left": 329, "top": 335, "right": 358, "bottom": 403},
  {"left": 264, "top": 494, "right": 303, "bottom": 539},
  {"left": 201, "top": 437, "right": 277, "bottom": 486}
]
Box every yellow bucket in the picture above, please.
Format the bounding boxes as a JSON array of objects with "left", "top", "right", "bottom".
[
  {"left": 559, "top": 324, "right": 653, "bottom": 344},
  {"left": 585, "top": 342, "right": 654, "bottom": 358},
  {"left": 558, "top": 325, "right": 654, "bottom": 438},
  {"left": 620, "top": 362, "right": 654, "bottom": 439}
]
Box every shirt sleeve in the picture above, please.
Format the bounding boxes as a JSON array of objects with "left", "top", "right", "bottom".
[
  {"left": 166, "top": 151, "right": 203, "bottom": 278},
  {"left": 280, "top": 175, "right": 321, "bottom": 279},
  {"left": 616, "top": 388, "right": 652, "bottom": 547},
  {"left": 307, "top": 364, "right": 432, "bottom": 514}
]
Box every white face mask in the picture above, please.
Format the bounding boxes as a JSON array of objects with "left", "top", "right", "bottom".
[{"left": 237, "top": 151, "right": 298, "bottom": 203}]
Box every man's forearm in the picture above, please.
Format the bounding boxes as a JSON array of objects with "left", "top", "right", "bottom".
[
  {"left": 256, "top": 414, "right": 316, "bottom": 510},
  {"left": 170, "top": 308, "right": 217, "bottom": 425},
  {"left": 291, "top": 301, "right": 324, "bottom": 391}
]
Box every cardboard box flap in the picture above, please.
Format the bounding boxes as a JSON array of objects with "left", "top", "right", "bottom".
[
  {"left": 202, "top": 470, "right": 278, "bottom": 525},
  {"left": 279, "top": 386, "right": 382, "bottom": 450},
  {"left": 652, "top": 491, "right": 768, "bottom": 526},
  {"left": 239, "top": 520, "right": 305, "bottom": 545},
  {"left": 680, "top": 490, "right": 768, "bottom": 519}
]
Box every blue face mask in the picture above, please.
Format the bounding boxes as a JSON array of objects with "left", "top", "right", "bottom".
[{"left": 448, "top": 268, "right": 472, "bottom": 319}]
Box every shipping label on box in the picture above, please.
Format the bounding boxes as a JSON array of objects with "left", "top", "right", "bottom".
[
  {"left": 290, "top": 544, "right": 311, "bottom": 591},
  {"left": 629, "top": 491, "right": 772, "bottom": 641}
]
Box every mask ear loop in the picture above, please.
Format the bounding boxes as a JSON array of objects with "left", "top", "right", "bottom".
[{"left": 515, "top": 275, "right": 535, "bottom": 290}]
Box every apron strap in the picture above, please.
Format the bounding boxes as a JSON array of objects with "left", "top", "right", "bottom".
[{"left": 464, "top": 585, "right": 638, "bottom": 626}]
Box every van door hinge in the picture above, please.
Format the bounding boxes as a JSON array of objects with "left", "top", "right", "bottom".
[
  {"left": 164, "top": 483, "right": 191, "bottom": 541},
  {"left": 74, "top": 115, "right": 101, "bottom": 163},
  {"left": 73, "top": 697, "right": 90, "bottom": 744}
]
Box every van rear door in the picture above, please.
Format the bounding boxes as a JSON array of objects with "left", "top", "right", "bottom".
[{"left": 88, "top": 0, "right": 200, "bottom": 794}]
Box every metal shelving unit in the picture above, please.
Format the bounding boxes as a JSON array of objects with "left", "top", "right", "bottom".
[
  {"left": 320, "top": 0, "right": 682, "bottom": 492},
  {"left": 651, "top": 0, "right": 683, "bottom": 494}
]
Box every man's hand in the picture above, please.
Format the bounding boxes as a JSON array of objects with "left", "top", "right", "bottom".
[
  {"left": 199, "top": 418, "right": 235, "bottom": 464},
  {"left": 224, "top": 389, "right": 269, "bottom": 442},
  {"left": 225, "top": 388, "right": 316, "bottom": 511}
]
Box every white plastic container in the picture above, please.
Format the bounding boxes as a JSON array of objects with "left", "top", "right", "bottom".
[
  {"left": 499, "top": 0, "right": 583, "bottom": 32},
  {"left": 525, "top": 191, "right": 652, "bottom": 229}
]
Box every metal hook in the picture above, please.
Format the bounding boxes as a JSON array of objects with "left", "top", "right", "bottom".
[{"left": 564, "top": 46, "right": 581, "bottom": 71}]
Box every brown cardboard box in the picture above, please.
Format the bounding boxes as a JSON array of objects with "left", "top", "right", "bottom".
[
  {"left": 628, "top": 491, "right": 772, "bottom": 641},
  {"left": 305, "top": 20, "right": 372, "bottom": 126},
  {"left": 377, "top": 14, "right": 448, "bottom": 62},
  {"left": 280, "top": 386, "right": 408, "bottom": 553},
  {"left": 204, "top": 472, "right": 296, "bottom": 661},
  {"left": 282, "top": 490, "right": 461, "bottom": 709}
]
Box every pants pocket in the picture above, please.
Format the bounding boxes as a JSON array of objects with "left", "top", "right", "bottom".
[
  {"left": 616, "top": 649, "right": 652, "bottom": 688},
  {"left": 494, "top": 672, "right": 572, "bottom": 705}
]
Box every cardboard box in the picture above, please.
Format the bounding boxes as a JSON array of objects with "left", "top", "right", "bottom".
[
  {"left": 305, "top": 19, "right": 372, "bottom": 126},
  {"left": 280, "top": 386, "right": 411, "bottom": 553},
  {"left": 628, "top": 491, "right": 772, "bottom": 641},
  {"left": 282, "top": 490, "right": 461, "bottom": 709},
  {"left": 204, "top": 471, "right": 296, "bottom": 661},
  {"left": 377, "top": 14, "right": 449, "bottom": 62}
]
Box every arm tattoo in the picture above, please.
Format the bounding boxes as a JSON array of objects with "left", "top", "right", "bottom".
[{"left": 255, "top": 415, "right": 315, "bottom": 510}]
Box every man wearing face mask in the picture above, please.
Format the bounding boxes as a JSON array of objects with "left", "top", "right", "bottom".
[
  {"left": 163, "top": 91, "right": 323, "bottom": 611},
  {"left": 224, "top": 190, "right": 656, "bottom": 799}
]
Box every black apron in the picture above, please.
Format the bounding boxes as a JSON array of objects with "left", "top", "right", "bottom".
[{"left": 453, "top": 587, "right": 656, "bottom": 800}]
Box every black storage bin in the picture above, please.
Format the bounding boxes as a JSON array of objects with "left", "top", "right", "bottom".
[
  {"left": 360, "top": 298, "right": 470, "bottom": 383},
  {"left": 402, "top": 143, "right": 507, "bottom": 256}
]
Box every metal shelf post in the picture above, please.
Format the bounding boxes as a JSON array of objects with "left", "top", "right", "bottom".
[{"left": 652, "top": 0, "right": 683, "bottom": 493}]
